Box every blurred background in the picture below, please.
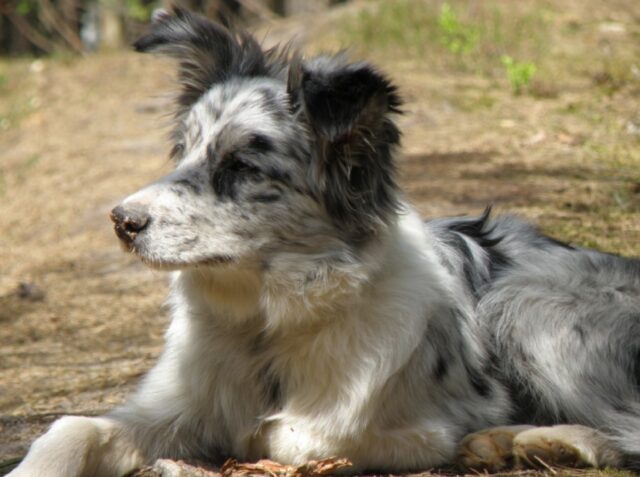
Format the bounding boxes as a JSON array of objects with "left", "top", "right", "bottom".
[
  {"left": 0, "top": 0, "right": 351, "bottom": 55},
  {"left": 0, "top": 0, "right": 639, "bottom": 474}
]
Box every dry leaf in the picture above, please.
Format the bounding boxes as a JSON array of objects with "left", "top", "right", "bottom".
[{"left": 220, "top": 457, "right": 352, "bottom": 477}]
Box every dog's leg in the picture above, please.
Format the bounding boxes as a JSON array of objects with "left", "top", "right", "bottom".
[
  {"left": 458, "top": 424, "right": 625, "bottom": 471},
  {"left": 8, "top": 416, "right": 144, "bottom": 477},
  {"left": 512, "top": 424, "right": 625, "bottom": 469},
  {"left": 457, "top": 425, "right": 535, "bottom": 472}
]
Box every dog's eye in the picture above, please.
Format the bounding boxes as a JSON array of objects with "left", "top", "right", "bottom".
[
  {"left": 250, "top": 192, "right": 281, "bottom": 203},
  {"left": 170, "top": 143, "right": 185, "bottom": 159},
  {"left": 228, "top": 158, "right": 260, "bottom": 175},
  {"left": 212, "top": 156, "right": 263, "bottom": 199}
]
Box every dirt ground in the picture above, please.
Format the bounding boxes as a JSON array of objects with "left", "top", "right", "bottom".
[{"left": 1, "top": 1, "right": 639, "bottom": 475}]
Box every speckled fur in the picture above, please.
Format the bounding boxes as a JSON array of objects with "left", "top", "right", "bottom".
[{"left": 9, "top": 8, "right": 640, "bottom": 477}]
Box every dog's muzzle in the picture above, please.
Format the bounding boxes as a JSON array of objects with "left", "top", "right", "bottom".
[{"left": 110, "top": 205, "right": 150, "bottom": 246}]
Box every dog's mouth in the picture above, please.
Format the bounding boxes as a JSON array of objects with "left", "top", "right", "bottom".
[
  {"left": 113, "top": 228, "right": 137, "bottom": 253},
  {"left": 112, "top": 229, "right": 235, "bottom": 271},
  {"left": 109, "top": 209, "right": 236, "bottom": 270},
  {"left": 144, "top": 254, "right": 235, "bottom": 270}
]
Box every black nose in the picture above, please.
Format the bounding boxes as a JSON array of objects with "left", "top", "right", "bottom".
[{"left": 110, "top": 205, "right": 150, "bottom": 245}]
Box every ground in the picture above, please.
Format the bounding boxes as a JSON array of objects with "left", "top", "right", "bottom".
[{"left": 0, "top": 0, "right": 639, "bottom": 475}]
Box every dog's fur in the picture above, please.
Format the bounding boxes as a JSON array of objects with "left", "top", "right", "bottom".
[{"left": 10, "top": 9, "right": 640, "bottom": 477}]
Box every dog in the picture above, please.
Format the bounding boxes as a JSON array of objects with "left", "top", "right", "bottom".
[{"left": 9, "top": 8, "right": 640, "bottom": 476}]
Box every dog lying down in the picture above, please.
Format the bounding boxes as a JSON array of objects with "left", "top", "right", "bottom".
[{"left": 10, "top": 8, "right": 640, "bottom": 477}]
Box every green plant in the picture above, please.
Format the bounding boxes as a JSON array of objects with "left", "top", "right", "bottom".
[
  {"left": 125, "top": 0, "right": 156, "bottom": 22},
  {"left": 16, "top": 0, "right": 34, "bottom": 15},
  {"left": 501, "top": 55, "right": 537, "bottom": 94},
  {"left": 437, "top": 3, "right": 479, "bottom": 55}
]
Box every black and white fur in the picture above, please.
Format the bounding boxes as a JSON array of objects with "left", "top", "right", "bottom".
[{"left": 10, "top": 9, "right": 640, "bottom": 476}]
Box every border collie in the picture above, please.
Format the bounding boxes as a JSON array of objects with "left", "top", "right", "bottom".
[{"left": 10, "top": 8, "right": 640, "bottom": 476}]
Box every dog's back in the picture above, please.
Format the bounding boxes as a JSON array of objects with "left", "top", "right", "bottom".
[{"left": 430, "top": 212, "right": 640, "bottom": 463}]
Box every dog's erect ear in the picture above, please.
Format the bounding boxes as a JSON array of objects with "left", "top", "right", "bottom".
[
  {"left": 295, "top": 56, "right": 402, "bottom": 142},
  {"left": 134, "top": 7, "right": 267, "bottom": 113},
  {"left": 290, "top": 56, "right": 403, "bottom": 240}
]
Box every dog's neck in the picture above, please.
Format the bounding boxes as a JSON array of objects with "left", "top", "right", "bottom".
[{"left": 174, "top": 222, "right": 396, "bottom": 331}]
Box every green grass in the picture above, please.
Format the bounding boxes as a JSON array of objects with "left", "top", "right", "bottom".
[
  {"left": 437, "top": 3, "right": 479, "bottom": 55},
  {"left": 337, "top": 1, "right": 639, "bottom": 97},
  {"left": 501, "top": 55, "right": 537, "bottom": 95},
  {"left": 339, "top": 1, "right": 441, "bottom": 58},
  {"left": 338, "top": 0, "right": 552, "bottom": 78}
]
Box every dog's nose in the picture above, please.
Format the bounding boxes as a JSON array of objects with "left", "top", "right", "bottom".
[{"left": 110, "top": 205, "right": 150, "bottom": 245}]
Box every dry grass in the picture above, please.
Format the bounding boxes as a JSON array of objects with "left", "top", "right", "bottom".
[
  {"left": 0, "top": 52, "right": 174, "bottom": 460},
  {"left": 1, "top": 1, "right": 639, "bottom": 476}
]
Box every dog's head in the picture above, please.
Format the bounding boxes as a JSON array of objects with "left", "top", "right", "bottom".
[{"left": 111, "top": 8, "right": 403, "bottom": 270}]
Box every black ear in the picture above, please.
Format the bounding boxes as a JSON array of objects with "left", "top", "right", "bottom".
[
  {"left": 291, "top": 56, "right": 403, "bottom": 240},
  {"left": 133, "top": 7, "right": 267, "bottom": 114},
  {"left": 298, "top": 57, "right": 402, "bottom": 142}
]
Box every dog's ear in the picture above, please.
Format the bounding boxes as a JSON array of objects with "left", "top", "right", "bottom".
[
  {"left": 134, "top": 7, "right": 266, "bottom": 113},
  {"left": 290, "top": 56, "right": 403, "bottom": 240},
  {"left": 295, "top": 57, "right": 402, "bottom": 141}
]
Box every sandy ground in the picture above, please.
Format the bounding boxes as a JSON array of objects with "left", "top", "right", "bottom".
[{"left": 0, "top": 1, "right": 639, "bottom": 474}]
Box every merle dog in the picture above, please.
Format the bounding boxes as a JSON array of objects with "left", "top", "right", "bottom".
[{"left": 10, "top": 8, "right": 640, "bottom": 476}]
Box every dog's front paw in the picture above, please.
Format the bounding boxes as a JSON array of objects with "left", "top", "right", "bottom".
[
  {"left": 513, "top": 425, "right": 624, "bottom": 469},
  {"left": 457, "top": 425, "right": 535, "bottom": 472}
]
